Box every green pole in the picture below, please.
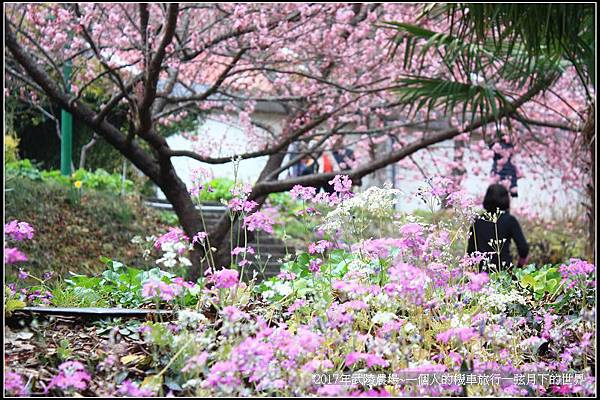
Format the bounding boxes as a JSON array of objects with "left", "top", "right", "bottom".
[{"left": 60, "top": 60, "right": 73, "bottom": 176}]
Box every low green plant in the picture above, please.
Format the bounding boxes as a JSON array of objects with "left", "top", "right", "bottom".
[
  {"left": 57, "top": 339, "right": 73, "bottom": 361},
  {"left": 60, "top": 258, "right": 198, "bottom": 309},
  {"left": 515, "top": 265, "right": 562, "bottom": 300},
  {"left": 50, "top": 279, "right": 110, "bottom": 308},
  {"left": 5, "top": 159, "right": 134, "bottom": 194},
  {"left": 4, "top": 134, "right": 21, "bottom": 164},
  {"left": 254, "top": 249, "right": 357, "bottom": 304}
]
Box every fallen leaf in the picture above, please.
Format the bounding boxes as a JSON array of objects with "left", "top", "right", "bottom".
[{"left": 120, "top": 354, "right": 147, "bottom": 366}]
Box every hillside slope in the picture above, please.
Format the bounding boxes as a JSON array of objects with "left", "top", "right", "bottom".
[{"left": 5, "top": 177, "right": 166, "bottom": 278}]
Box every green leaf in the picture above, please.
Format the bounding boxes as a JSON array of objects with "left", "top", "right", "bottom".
[{"left": 5, "top": 299, "right": 26, "bottom": 315}]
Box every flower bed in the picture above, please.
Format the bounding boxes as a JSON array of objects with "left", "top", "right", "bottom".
[{"left": 4, "top": 176, "right": 596, "bottom": 397}]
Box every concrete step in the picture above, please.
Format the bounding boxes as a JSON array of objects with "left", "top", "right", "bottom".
[{"left": 143, "top": 198, "right": 294, "bottom": 282}]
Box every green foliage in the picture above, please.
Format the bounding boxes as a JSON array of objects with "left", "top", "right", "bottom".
[
  {"left": 254, "top": 249, "right": 357, "bottom": 304},
  {"left": 393, "top": 76, "right": 514, "bottom": 127},
  {"left": 4, "top": 295, "right": 26, "bottom": 316},
  {"left": 510, "top": 264, "right": 594, "bottom": 314},
  {"left": 64, "top": 258, "right": 163, "bottom": 308},
  {"left": 196, "top": 178, "right": 235, "bottom": 202},
  {"left": 383, "top": 21, "right": 560, "bottom": 128},
  {"left": 158, "top": 211, "right": 180, "bottom": 226},
  {"left": 447, "top": 3, "right": 595, "bottom": 87},
  {"left": 57, "top": 339, "right": 74, "bottom": 361},
  {"left": 521, "top": 215, "right": 589, "bottom": 265},
  {"left": 50, "top": 279, "right": 110, "bottom": 308},
  {"left": 266, "top": 193, "right": 324, "bottom": 247},
  {"left": 4, "top": 134, "right": 20, "bottom": 164},
  {"left": 515, "top": 265, "right": 562, "bottom": 300},
  {"left": 6, "top": 159, "right": 134, "bottom": 194},
  {"left": 5, "top": 159, "right": 43, "bottom": 180},
  {"left": 59, "top": 258, "right": 198, "bottom": 308},
  {"left": 382, "top": 4, "right": 594, "bottom": 128}
]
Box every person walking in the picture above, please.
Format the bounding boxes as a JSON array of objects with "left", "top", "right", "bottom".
[{"left": 467, "top": 184, "right": 529, "bottom": 271}]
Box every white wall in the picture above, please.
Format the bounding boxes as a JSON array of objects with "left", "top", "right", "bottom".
[
  {"left": 382, "top": 142, "right": 584, "bottom": 219},
  {"left": 157, "top": 113, "right": 280, "bottom": 198}
]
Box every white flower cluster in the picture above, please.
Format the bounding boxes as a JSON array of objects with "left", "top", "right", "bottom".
[
  {"left": 261, "top": 280, "right": 293, "bottom": 300},
  {"left": 177, "top": 310, "right": 208, "bottom": 329},
  {"left": 370, "top": 293, "right": 393, "bottom": 309},
  {"left": 478, "top": 287, "right": 527, "bottom": 314},
  {"left": 157, "top": 241, "right": 192, "bottom": 268},
  {"left": 450, "top": 314, "right": 471, "bottom": 328},
  {"left": 371, "top": 311, "right": 398, "bottom": 325},
  {"left": 320, "top": 186, "right": 401, "bottom": 234}
]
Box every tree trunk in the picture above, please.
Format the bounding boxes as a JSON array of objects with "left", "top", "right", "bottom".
[
  {"left": 156, "top": 159, "right": 205, "bottom": 280},
  {"left": 210, "top": 151, "right": 288, "bottom": 269},
  {"left": 583, "top": 103, "right": 595, "bottom": 263}
]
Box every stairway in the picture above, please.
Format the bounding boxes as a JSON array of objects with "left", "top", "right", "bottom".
[{"left": 144, "top": 198, "right": 293, "bottom": 280}]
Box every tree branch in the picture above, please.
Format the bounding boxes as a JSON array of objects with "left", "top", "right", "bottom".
[
  {"left": 6, "top": 21, "right": 162, "bottom": 184},
  {"left": 250, "top": 75, "right": 552, "bottom": 196}
]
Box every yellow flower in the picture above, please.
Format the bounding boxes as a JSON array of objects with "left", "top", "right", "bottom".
[{"left": 74, "top": 180, "right": 83, "bottom": 189}]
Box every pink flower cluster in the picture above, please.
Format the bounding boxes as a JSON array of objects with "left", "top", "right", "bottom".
[
  {"left": 436, "top": 327, "right": 479, "bottom": 344},
  {"left": 277, "top": 270, "right": 297, "bottom": 281},
  {"left": 5, "top": 371, "right": 28, "bottom": 396},
  {"left": 117, "top": 380, "right": 155, "bottom": 397},
  {"left": 228, "top": 198, "right": 259, "bottom": 213},
  {"left": 398, "top": 223, "right": 427, "bottom": 257},
  {"left": 27, "top": 289, "right": 53, "bottom": 304},
  {"left": 309, "top": 258, "right": 322, "bottom": 273},
  {"left": 45, "top": 361, "right": 91, "bottom": 393},
  {"left": 326, "top": 175, "right": 354, "bottom": 205},
  {"left": 231, "top": 246, "right": 255, "bottom": 256},
  {"left": 141, "top": 278, "right": 190, "bottom": 301},
  {"left": 203, "top": 361, "right": 241, "bottom": 388},
  {"left": 181, "top": 352, "right": 209, "bottom": 373},
  {"left": 385, "top": 262, "right": 430, "bottom": 305},
  {"left": 243, "top": 211, "right": 274, "bottom": 234},
  {"left": 202, "top": 322, "right": 326, "bottom": 391},
  {"left": 345, "top": 352, "right": 389, "bottom": 368},
  {"left": 559, "top": 258, "right": 595, "bottom": 281},
  {"left": 466, "top": 272, "right": 490, "bottom": 292},
  {"left": 351, "top": 238, "right": 403, "bottom": 259},
  {"left": 207, "top": 268, "right": 239, "bottom": 289},
  {"left": 154, "top": 227, "right": 189, "bottom": 251},
  {"left": 5, "top": 247, "right": 28, "bottom": 264},
  {"left": 189, "top": 166, "right": 212, "bottom": 197},
  {"left": 192, "top": 231, "right": 208, "bottom": 245},
  {"left": 227, "top": 183, "right": 257, "bottom": 213},
  {"left": 5, "top": 220, "right": 35, "bottom": 241},
  {"left": 289, "top": 175, "right": 353, "bottom": 209},
  {"left": 221, "top": 305, "right": 250, "bottom": 322},
  {"left": 308, "top": 240, "right": 333, "bottom": 254},
  {"left": 4, "top": 220, "right": 35, "bottom": 265},
  {"left": 290, "top": 185, "right": 317, "bottom": 201},
  {"left": 330, "top": 175, "right": 352, "bottom": 193}
]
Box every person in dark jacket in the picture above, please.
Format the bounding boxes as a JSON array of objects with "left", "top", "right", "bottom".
[
  {"left": 467, "top": 184, "right": 529, "bottom": 271},
  {"left": 491, "top": 139, "right": 519, "bottom": 197}
]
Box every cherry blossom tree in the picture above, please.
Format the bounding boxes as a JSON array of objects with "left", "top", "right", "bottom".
[
  {"left": 386, "top": 3, "right": 595, "bottom": 259},
  {"left": 5, "top": 3, "right": 592, "bottom": 278}
]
